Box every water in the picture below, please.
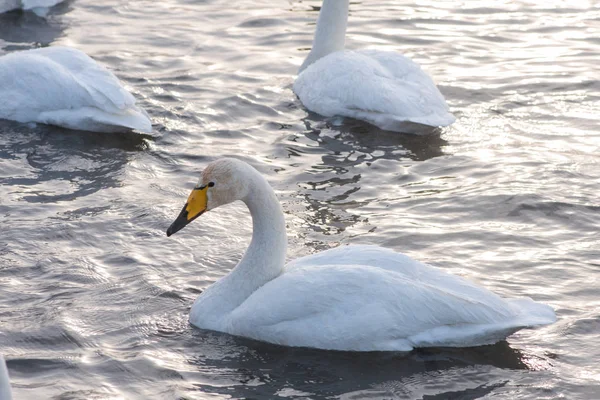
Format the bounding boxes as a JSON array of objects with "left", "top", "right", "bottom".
[{"left": 0, "top": 0, "right": 599, "bottom": 398}]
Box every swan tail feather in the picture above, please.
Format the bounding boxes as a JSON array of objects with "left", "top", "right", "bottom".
[{"left": 507, "top": 297, "right": 557, "bottom": 327}]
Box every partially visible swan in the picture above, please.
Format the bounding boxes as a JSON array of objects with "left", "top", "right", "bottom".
[
  {"left": 0, "top": 46, "right": 152, "bottom": 133},
  {"left": 293, "top": 0, "right": 455, "bottom": 134},
  {"left": 0, "top": 0, "right": 65, "bottom": 16},
  {"left": 166, "top": 158, "right": 556, "bottom": 351},
  {"left": 0, "top": 356, "right": 12, "bottom": 400}
]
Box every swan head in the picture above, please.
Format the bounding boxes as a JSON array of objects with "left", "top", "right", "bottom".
[{"left": 166, "top": 158, "right": 252, "bottom": 237}]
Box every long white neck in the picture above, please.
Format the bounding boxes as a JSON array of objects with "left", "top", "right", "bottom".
[
  {"left": 235, "top": 173, "right": 288, "bottom": 290},
  {"left": 299, "top": 0, "right": 349, "bottom": 73},
  {"left": 191, "top": 168, "right": 287, "bottom": 324}
]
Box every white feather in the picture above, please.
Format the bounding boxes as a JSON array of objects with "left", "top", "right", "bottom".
[
  {"left": 0, "top": 46, "right": 152, "bottom": 133},
  {"left": 294, "top": 0, "right": 455, "bottom": 133},
  {"left": 225, "top": 245, "right": 555, "bottom": 351}
]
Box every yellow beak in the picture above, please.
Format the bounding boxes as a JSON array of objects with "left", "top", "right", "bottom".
[{"left": 166, "top": 185, "right": 208, "bottom": 237}]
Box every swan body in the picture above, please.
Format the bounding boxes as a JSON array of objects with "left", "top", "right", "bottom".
[
  {"left": 216, "top": 246, "right": 555, "bottom": 351},
  {"left": 0, "top": 46, "right": 152, "bottom": 133},
  {"left": 293, "top": 0, "right": 455, "bottom": 133},
  {"left": 167, "top": 159, "right": 556, "bottom": 351},
  {"left": 0, "top": 356, "right": 12, "bottom": 400},
  {"left": 0, "top": 0, "right": 65, "bottom": 16}
]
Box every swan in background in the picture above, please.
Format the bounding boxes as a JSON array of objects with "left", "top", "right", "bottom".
[
  {"left": 0, "top": 0, "right": 65, "bottom": 16},
  {"left": 293, "top": 0, "right": 455, "bottom": 134},
  {"left": 0, "top": 46, "right": 152, "bottom": 133},
  {"left": 166, "top": 158, "right": 556, "bottom": 351},
  {"left": 0, "top": 356, "right": 12, "bottom": 400}
]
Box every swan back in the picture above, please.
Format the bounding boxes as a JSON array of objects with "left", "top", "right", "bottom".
[
  {"left": 0, "top": 46, "right": 151, "bottom": 133},
  {"left": 227, "top": 245, "right": 556, "bottom": 351},
  {"left": 0, "top": 47, "right": 133, "bottom": 114},
  {"left": 32, "top": 47, "right": 137, "bottom": 113},
  {"left": 294, "top": 50, "right": 455, "bottom": 130}
]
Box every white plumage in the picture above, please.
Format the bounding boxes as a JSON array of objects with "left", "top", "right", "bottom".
[
  {"left": 293, "top": 0, "right": 455, "bottom": 133},
  {"left": 168, "top": 158, "right": 556, "bottom": 352},
  {"left": 0, "top": 46, "right": 152, "bottom": 133},
  {"left": 227, "top": 245, "right": 556, "bottom": 351}
]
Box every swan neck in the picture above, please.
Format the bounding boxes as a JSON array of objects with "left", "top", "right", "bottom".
[
  {"left": 234, "top": 172, "right": 287, "bottom": 286},
  {"left": 299, "top": 0, "right": 349, "bottom": 73}
]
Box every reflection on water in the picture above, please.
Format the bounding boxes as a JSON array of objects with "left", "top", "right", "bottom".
[
  {"left": 300, "top": 115, "right": 448, "bottom": 161},
  {"left": 0, "top": 2, "right": 70, "bottom": 50},
  {"left": 281, "top": 117, "right": 448, "bottom": 249},
  {"left": 0, "top": 122, "right": 149, "bottom": 203},
  {"left": 177, "top": 333, "right": 539, "bottom": 399}
]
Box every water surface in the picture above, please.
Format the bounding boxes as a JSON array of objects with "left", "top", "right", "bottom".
[{"left": 1, "top": 0, "right": 599, "bottom": 399}]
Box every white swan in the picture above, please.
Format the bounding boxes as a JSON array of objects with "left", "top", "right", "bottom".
[
  {"left": 0, "top": 46, "right": 152, "bottom": 133},
  {"left": 166, "top": 158, "right": 556, "bottom": 352},
  {"left": 293, "top": 0, "right": 455, "bottom": 134},
  {"left": 0, "top": 0, "right": 65, "bottom": 16},
  {"left": 0, "top": 356, "right": 12, "bottom": 400}
]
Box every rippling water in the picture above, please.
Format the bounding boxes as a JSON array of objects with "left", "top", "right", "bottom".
[{"left": 1, "top": 0, "right": 599, "bottom": 399}]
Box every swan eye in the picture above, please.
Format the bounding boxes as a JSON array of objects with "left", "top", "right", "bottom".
[{"left": 194, "top": 182, "right": 215, "bottom": 190}]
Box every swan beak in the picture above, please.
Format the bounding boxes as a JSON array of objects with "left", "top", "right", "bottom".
[{"left": 166, "top": 186, "right": 208, "bottom": 237}]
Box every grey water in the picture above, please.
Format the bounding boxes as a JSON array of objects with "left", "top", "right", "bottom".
[{"left": 0, "top": 0, "right": 599, "bottom": 399}]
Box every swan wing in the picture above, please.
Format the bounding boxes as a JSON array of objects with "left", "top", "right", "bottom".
[
  {"left": 226, "top": 248, "right": 555, "bottom": 351},
  {"left": 293, "top": 50, "right": 455, "bottom": 131},
  {"left": 287, "top": 245, "right": 426, "bottom": 274},
  {"left": 287, "top": 245, "right": 477, "bottom": 295},
  {"left": 0, "top": 47, "right": 151, "bottom": 132},
  {"left": 359, "top": 49, "right": 450, "bottom": 106}
]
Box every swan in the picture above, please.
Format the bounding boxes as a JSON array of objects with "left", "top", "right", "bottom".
[
  {"left": 0, "top": 356, "right": 12, "bottom": 400},
  {"left": 166, "top": 158, "right": 556, "bottom": 352},
  {"left": 293, "top": 0, "right": 455, "bottom": 134},
  {"left": 0, "top": 0, "right": 65, "bottom": 16},
  {"left": 0, "top": 46, "right": 152, "bottom": 133}
]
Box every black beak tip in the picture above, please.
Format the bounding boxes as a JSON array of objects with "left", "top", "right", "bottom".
[
  {"left": 166, "top": 204, "right": 203, "bottom": 238},
  {"left": 166, "top": 204, "right": 190, "bottom": 238},
  {"left": 166, "top": 221, "right": 181, "bottom": 237}
]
